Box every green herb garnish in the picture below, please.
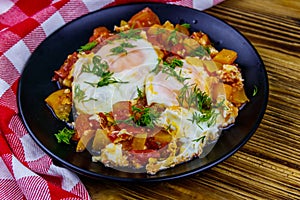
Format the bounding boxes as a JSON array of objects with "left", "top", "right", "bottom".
[
  {"left": 189, "top": 110, "right": 218, "bottom": 129},
  {"left": 181, "top": 23, "right": 191, "bottom": 29},
  {"left": 54, "top": 127, "right": 75, "bottom": 144},
  {"left": 152, "top": 59, "right": 188, "bottom": 83},
  {"left": 118, "top": 106, "right": 160, "bottom": 128},
  {"left": 82, "top": 55, "right": 128, "bottom": 87},
  {"left": 82, "top": 56, "right": 109, "bottom": 76},
  {"left": 132, "top": 106, "right": 160, "bottom": 128},
  {"left": 78, "top": 41, "right": 97, "bottom": 52},
  {"left": 110, "top": 42, "right": 136, "bottom": 55},
  {"left": 177, "top": 84, "right": 212, "bottom": 112},
  {"left": 163, "top": 58, "right": 183, "bottom": 69},
  {"left": 119, "top": 29, "right": 142, "bottom": 40},
  {"left": 192, "top": 136, "right": 206, "bottom": 143},
  {"left": 74, "top": 84, "right": 86, "bottom": 102},
  {"left": 85, "top": 71, "right": 128, "bottom": 87},
  {"left": 135, "top": 86, "right": 144, "bottom": 99},
  {"left": 253, "top": 85, "right": 258, "bottom": 96},
  {"left": 167, "top": 29, "right": 179, "bottom": 45},
  {"left": 190, "top": 46, "right": 209, "bottom": 57}
]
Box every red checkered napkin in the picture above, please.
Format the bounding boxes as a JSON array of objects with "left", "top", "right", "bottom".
[{"left": 0, "top": 0, "right": 223, "bottom": 199}]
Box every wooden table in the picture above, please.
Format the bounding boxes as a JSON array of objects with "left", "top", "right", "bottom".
[{"left": 81, "top": 0, "right": 300, "bottom": 199}]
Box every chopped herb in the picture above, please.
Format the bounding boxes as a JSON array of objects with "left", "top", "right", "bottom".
[
  {"left": 189, "top": 110, "right": 217, "bottom": 129},
  {"left": 77, "top": 41, "right": 97, "bottom": 52},
  {"left": 213, "top": 98, "right": 229, "bottom": 111},
  {"left": 253, "top": 85, "right": 258, "bottom": 96},
  {"left": 119, "top": 29, "right": 142, "bottom": 40},
  {"left": 151, "top": 59, "right": 187, "bottom": 83},
  {"left": 194, "top": 87, "right": 212, "bottom": 112},
  {"left": 127, "top": 106, "right": 160, "bottom": 128},
  {"left": 54, "top": 127, "right": 75, "bottom": 144},
  {"left": 82, "top": 55, "right": 109, "bottom": 77},
  {"left": 110, "top": 42, "right": 136, "bottom": 55},
  {"left": 135, "top": 86, "right": 144, "bottom": 99},
  {"left": 163, "top": 58, "right": 183, "bottom": 69},
  {"left": 98, "top": 71, "right": 128, "bottom": 87},
  {"left": 207, "top": 111, "right": 218, "bottom": 127},
  {"left": 74, "top": 84, "right": 86, "bottom": 102},
  {"left": 74, "top": 84, "right": 97, "bottom": 102},
  {"left": 167, "top": 29, "right": 179, "bottom": 45},
  {"left": 85, "top": 71, "right": 128, "bottom": 87},
  {"left": 82, "top": 55, "right": 128, "bottom": 87},
  {"left": 177, "top": 84, "right": 212, "bottom": 112},
  {"left": 181, "top": 23, "right": 191, "bottom": 29},
  {"left": 192, "top": 136, "right": 206, "bottom": 143},
  {"left": 190, "top": 46, "right": 209, "bottom": 57},
  {"left": 166, "top": 124, "right": 172, "bottom": 131}
]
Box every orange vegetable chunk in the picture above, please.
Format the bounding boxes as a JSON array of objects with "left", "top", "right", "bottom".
[
  {"left": 76, "top": 130, "right": 95, "bottom": 152},
  {"left": 92, "top": 129, "right": 111, "bottom": 151},
  {"left": 45, "top": 89, "right": 72, "bottom": 122},
  {"left": 213, "top": 49, "right": 237, "bottom": 64},
  {"left": 132, "top": 133, "right": 147, "bottom": 150}
]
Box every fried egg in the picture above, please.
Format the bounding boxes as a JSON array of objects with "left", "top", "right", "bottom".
[
  {"left": 145, "top": 57, "right": 210, "bottom": 107},
  {"left": 72, "top": 37, "right": 159, "bottom": 114}
]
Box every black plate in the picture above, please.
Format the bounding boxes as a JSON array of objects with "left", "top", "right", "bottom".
[{"left": 18, "top": 3, "right": 268, "bottom": 182}]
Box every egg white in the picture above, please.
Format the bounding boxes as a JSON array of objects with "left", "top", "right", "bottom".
[{"left": 72, "top": 38, "right": 159, "bottom": 114}]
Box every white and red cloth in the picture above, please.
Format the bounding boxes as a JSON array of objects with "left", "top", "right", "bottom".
[{"left": 0, "top": 0, "right": 224, "bottom": 199}]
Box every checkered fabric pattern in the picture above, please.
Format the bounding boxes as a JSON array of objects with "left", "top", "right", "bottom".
[{"left": 0, "top": 0, "right": 223, "bottom": 199}]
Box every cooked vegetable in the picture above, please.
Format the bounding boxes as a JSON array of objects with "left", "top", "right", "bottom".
[
  {"left": 76, "top": 130, "right": 95, "bottom": 152},
  {"left": 132, "top": 133, "right": 147, "bottom": 150},
  {"left": 92, "top": 129, "right": 110, "bottom": 151},
  {"left": 213, "top": 49, "right": 238, "bottom": 64},
  {"left": 45, "top": 89, "right": 72, "bottom": 121},
  {"left": 128, "top": 7, "right": 161, "bottom": 28}
]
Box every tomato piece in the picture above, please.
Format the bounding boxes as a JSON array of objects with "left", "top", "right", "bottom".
[
  {"left": 129, "top": 149, "right": 160, "bottom": 165},
  {"left": 128, "top": 7, "right": 161, "bottom": 28},
  {"left": 89, "top": 26, "right": 112, "bottom": 43},
  {"left": 73, "top": 114, "right": 100, "bottom": 141},
  {"left": 112, "top": 101, "right": 132, "bottom": 121},
  {"left": 52, "top": 52, "right": 78, "bottom": 86}
]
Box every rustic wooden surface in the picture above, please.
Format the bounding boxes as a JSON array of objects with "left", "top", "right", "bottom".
[{"left": 81, "top": 0, "right": 300, "bottom": 199}]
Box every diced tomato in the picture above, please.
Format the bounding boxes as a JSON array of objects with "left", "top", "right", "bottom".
[
  {"left": 129, "top": 149, "right": 161, "bottom": 165},
  {"left": 52, "top": 52, "right": 78, "bottom": 82},
  {"left": 73, "top": 114, "right": 100, "bottom": 141},
  {"left": 112, "top": 101, "right": 132, "bottom": 121},
  {"left": 128, "top": 7, "right": 161, "bottom": 28},
  {"left": 89, "top": 26, "right": 112, "bottom": 43},
  {"left": 107, "top": 131, "right": 118, "bottom": 142}
]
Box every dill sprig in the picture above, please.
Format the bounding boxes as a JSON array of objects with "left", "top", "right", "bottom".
[
  {"left": 253, "top": 85, "right": 258, "bottom": 96},
  {"left": 152, "top": 59, "right": 188, "bottom": 83},
  {"left": 82, "top": 55, "right": 109, "bottom": 76},
  {"left": 118, "top": 29, "right": 142, "bottom": 40},
  {"left": 192, "top": 135, "right": 206, "bottom": 143},
  {"left": 131, "top": 106, "right": 160, "bottom": 128},
  {"left": 85, "top": 71, "right": 128, "bottom": 87},
  {"left": 110, "top": 42, "right": 136, "bottom": 55},
  {"left": 77, "top": 41, "right": 97, "bottom": 52},
  {"left": 82, "top": 55, "right": 128, "bottom": 87},
  {"left": 177, "top": 84, "right": 212, "bottom": 112}
]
